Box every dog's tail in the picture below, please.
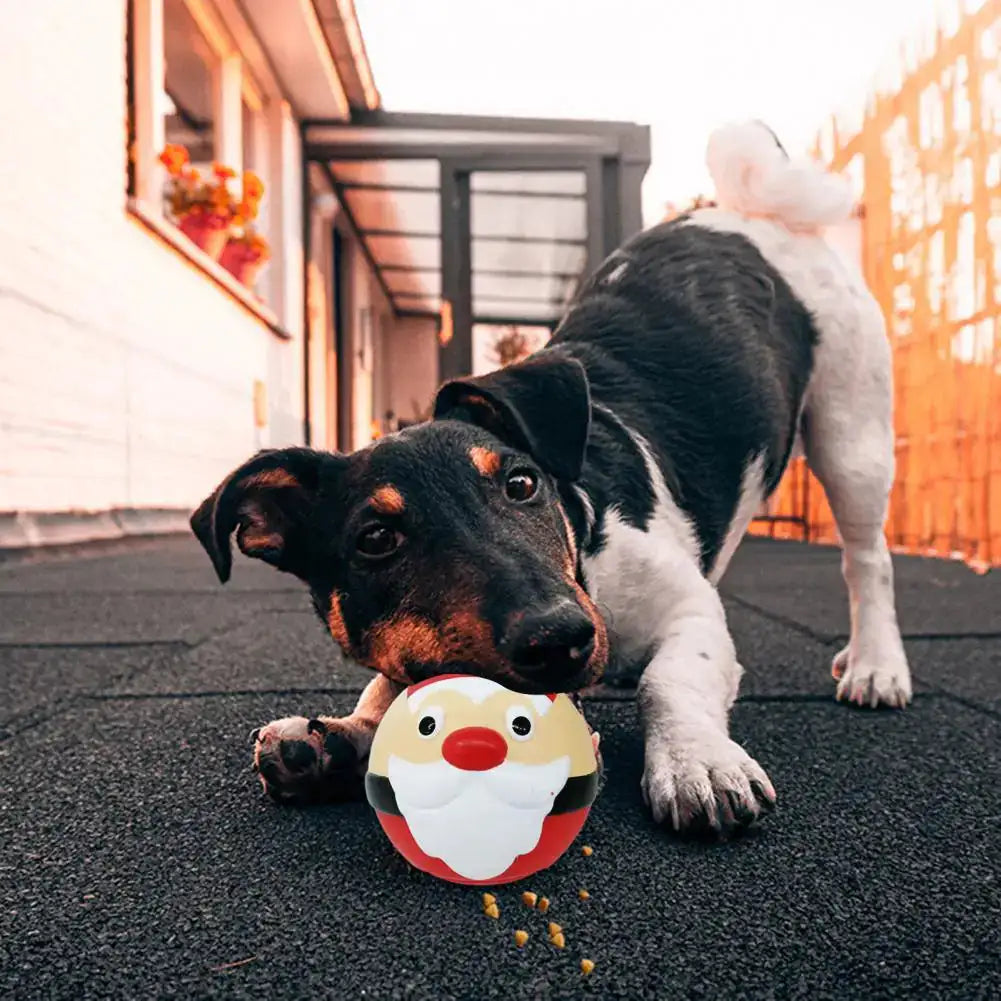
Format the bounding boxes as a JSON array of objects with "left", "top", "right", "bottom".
[{"left": 706, "top": 120, "right": 853, "bottom": 230}]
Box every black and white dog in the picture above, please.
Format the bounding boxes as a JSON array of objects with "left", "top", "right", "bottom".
[{"left": 191, "top": 122, "right": 911, "bottom": 835}]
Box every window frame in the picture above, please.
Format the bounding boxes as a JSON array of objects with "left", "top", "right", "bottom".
[{"left": 127, "top": 0, "right": 287, "bottom": 331}]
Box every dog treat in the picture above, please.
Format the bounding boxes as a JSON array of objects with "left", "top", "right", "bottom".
[
  {"left": 514, "top": 930, "right": 529, "bottom": 948},
  {"left": 484, "top": 902, "right": 499, "bottom": 919},
  {"left": 537, "top": 896, "right": 550, "bottom": 913},
  {"left": 482, "top": 893, "right": 496, "bottom": 908},
  {"left": 578, "top": 889, "right": 590, "bottom": 900},
  {"left": 548, "top": 921, "right": 562, "bottom": 937},
  {"left": 582, "top": 845, "right": 594, "bottom": 856},
  {"left": 581, "top": 959, "right": 595, "bottom": 976},
  {"left": 549, "top": 932, "right": 566, "bottom": 949},
  {"left": 521, "top": 891, "right": 538, "bottom": 908}
]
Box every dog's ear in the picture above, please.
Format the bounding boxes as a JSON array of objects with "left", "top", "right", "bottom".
[
  {"left": 190, "top": 447, "right": 342, "bottom": 584},
  {"left": 433, "top": 353, "right": 591, "bottom": 482}
]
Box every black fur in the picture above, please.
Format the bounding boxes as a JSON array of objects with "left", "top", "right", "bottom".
[{"left": 548, "top": 219, "right": 818, "bottom": 570}]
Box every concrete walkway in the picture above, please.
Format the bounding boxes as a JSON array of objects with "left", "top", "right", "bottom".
[{"left": 1, "top": 536, "right": 999, "bottom": 1000}]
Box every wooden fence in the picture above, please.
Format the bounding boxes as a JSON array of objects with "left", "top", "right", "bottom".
[{"left": 751, "top": 0, "right": 1001, "bottom": 571}]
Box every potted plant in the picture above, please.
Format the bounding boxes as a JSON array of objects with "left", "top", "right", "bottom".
[
  {"left": 158, "top": 144, "right": 237, "bottom": 261},
  {"left": 491, "top": 326, "right": 532, "bottom": 367},
  {"left": 218, "top": 170, "right": 270, "bottom": 288}
]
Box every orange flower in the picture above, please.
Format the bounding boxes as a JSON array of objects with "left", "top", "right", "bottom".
[
  {"left": 212, "top": 162, "right": 236, "bottom": 180},
  {"left": 242, "top": 170, "right": 264, "bottom": 200},
  {"left": 158, "top": 143, "right": 189, "bottom": 176},
  {"left": 238, "top": 194, "right": 262, "bottom": 223},
  {"left": 210, "top": 185, "right": 232, "bottom": 215}
]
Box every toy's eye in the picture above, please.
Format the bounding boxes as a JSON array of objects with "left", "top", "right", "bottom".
[
  {"left": 417, "top": 706, "right": 444, "bottom": 738},
  {"left": 506, "top": 706, "right": 533, "bottom": 741},
  {"left": 356, "top": 524, "right": 403, "bottom": 560},
  {"left": 504, "top": 469, "right": 539, "bottom": 503}
]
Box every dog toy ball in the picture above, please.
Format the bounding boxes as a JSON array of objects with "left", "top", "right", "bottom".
[{"left": 365, "top": 675, "right": 599, "bottom": 885}]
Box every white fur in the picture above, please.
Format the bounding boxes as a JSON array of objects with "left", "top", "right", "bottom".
[
  {"left": 388, "top": 754, "right": 570, "bottom": 880},
  {"left": 691, "top": 191, "right": 911, "bottom": 707},
  {"left": 707, "top": 121, "right": 854, "bottom": 231},
  {"left": 603, "top": 260, "right": 629, "bottom": 284},
  {"left": 580, "top": 418, "right": 768, "bottom": 827},
  {"left": 583, "top": 410, "right": 700, "bottom": 661},
  {"left": 709, "top": 452, "right": 766, "bottom": 585},
  {"left": 583, "top": 125, "right": 909, "bottom": 828}
]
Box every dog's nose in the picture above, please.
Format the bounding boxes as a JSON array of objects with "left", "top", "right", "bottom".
[
  {"left": 502, "top": 600, "right": 596, "bottom": 678},
  {"left": 441, "top": 726, "right": 508, "bottom": 771}
]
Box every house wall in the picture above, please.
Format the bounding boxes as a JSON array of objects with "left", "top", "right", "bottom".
[
  {"left": 0, "top": 1, "right": 307, "bottom": 543},
  {"left": 381, "top": 317, "right": 440, "bottom": 425}
]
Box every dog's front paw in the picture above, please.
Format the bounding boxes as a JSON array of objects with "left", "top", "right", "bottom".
[
  {"left": 641, "top": 737, "right": 776, "bottom": 837},
  {"left": 832, "top": 645, "right": 912, "bottom": 708},
  {"left": 251, "top": 715, "right": 369, "bottom": 804}
]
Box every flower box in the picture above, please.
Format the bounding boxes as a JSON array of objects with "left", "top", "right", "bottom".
[{"left": 158, "top": 144, "right": 271, "bottom": 284}]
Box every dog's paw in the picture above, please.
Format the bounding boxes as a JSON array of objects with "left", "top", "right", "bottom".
[
  {"left": 641, "top": 737, "right": 776, "bottom": 837},
  {"left": 832, "top": 645, "right": 912, "bottom": 708},
  {"left": 251, "top": 715, "right": 369, "bottom": 804}
]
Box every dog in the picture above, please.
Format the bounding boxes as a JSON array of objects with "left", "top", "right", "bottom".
[{"left": 190, "top": 122, "right": 912, "bottom": 835}]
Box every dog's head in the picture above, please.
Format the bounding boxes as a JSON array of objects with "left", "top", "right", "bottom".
[{"left": 190, "top": 352, "right": 607, "bottom": 693}]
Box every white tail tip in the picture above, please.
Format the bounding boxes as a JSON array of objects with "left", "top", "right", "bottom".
[{"left": 706, "top": 121, "right": 853, "bottom": 230}]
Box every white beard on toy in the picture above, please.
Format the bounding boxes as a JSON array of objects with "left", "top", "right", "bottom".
[{"left": 387, "top": 753, "right": 571, "bottom": 881}]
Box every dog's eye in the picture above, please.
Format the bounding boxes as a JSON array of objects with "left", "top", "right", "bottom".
[
  {"left": 506, "top": 706, "right": 533, "bottom": 741},
  {"left": 355, "top": 525, "right": 403, "bottom": 559},
  {"left": 504, "top": 469, "right": 539, "bottom": 503},
  {"left": 417, "top": 706, "right": 444, "bottom": 738}
]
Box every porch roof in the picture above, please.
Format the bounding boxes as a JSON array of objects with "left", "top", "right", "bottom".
[{"left": 305, "top": 110, "right": 651, "bottom": 327}]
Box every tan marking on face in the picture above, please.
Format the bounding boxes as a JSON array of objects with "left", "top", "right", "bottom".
[
  {"left": 439, "top": 609, "right": 512, "bottom": 671},
  {"left": 367, "top": 615, "right": 444, "bottom": 682},
  {"left": 238, "top": 469, "right": 300, "bottom": 490},
  {"left": 328, "top": 592, "right": 350, "bottom": 650},
  {"left": 469, "top": 446, "right": 502, "bottom": 477},
  {"left": 556, "top": 501, "right": 578, "bottom": 573},
  {"left": 368, "top": 687, "right": 596, "bottom": 776},
  {"left": 459, "top": 393, "right": 500, "bottom": 416},
  {"left": 572, "top": 582, "right": 609, "bottom": 684},
  {"left": 240, "top": 528, "right": 282, "bottom": 551},
  {"left": 371, "top": 485, "right": 405, "bottom": 515}
]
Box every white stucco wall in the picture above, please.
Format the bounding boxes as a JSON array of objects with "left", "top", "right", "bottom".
[{"left": 0, "top": 1, "right": 305, "bottom": 522}]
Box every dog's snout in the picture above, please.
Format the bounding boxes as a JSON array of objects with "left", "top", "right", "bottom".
[{"left": 502, "top": 599, "right": 596, "bottom": 677}]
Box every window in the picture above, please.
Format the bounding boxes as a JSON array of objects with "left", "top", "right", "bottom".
[
  {"left": 163, "top": 0, "right": 216, "bottom": 167},
  {"left": 127, "top": 0, "right": 279, "bottom": 308}
]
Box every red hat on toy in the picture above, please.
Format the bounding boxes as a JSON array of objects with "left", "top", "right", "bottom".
[{"left": 366, "top": 675, "right": 599, "bottom": 885}]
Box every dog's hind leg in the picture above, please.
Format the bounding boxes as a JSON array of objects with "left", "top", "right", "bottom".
[{"left": 801, "top": 271, "right": 911, "bottom": 708}]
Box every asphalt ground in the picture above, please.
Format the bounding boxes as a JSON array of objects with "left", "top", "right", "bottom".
[{"left": 1, "top": 535, "right": 999, "bottom": 1000}]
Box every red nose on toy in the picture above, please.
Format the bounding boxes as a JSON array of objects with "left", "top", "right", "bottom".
[{"left": 441, "top": 726, "right": 507, "bottom": 771}]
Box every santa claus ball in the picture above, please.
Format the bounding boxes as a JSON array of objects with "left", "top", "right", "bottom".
[{"left": 365, "top": 675, "right": 599, "bottom": 885}]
